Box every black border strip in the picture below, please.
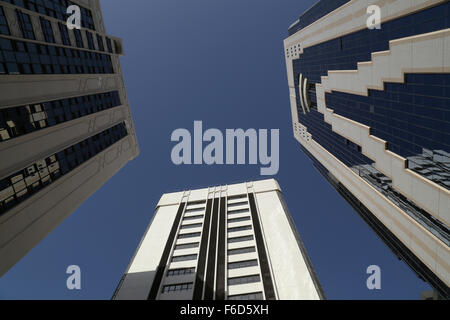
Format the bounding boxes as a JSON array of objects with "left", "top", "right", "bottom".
[
  {"left": 147, "top": 202, "right": 186, "bottom": 300},
  {"left": 248, "top": 193, "right": 276, "bottom": 300},
  {"left": 215, "top": 197, "right": 226, "bottom": 300},
  {"left": 193, "top": 198, "right": 213, "bottom": 300},
  {"left": 204, "top": 198, "right": 219, "bottom": 299}
]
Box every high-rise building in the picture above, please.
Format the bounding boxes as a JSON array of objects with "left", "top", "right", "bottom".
[
  {"left": 284, "top": 0, "right": 449, "bottom": 298},
  {"left": 113, "top": 179, "right": 324, "bottom": 300},
  {"left": 0, "top": 0, "right": 139, "bottom": 276}
]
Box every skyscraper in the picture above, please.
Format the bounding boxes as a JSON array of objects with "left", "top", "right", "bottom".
[
  {"left": 113, "top": 179, "right": 324, "bottom": 300},
  {"left": 284, "top": 0, "right": 449, "bottom": 298},
  {"left": 0, "top": 0, "right": 139, "bottom": 276}
]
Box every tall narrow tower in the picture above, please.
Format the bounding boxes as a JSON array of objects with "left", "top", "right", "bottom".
[
  {"left": 113, "top": 179, "right": 324, "bottom": 300},
  {"left": 0, "top": 0, "right": 139, "bottom": 276},
  {"left": 284, "top": 0, "right": 449, "bottom": 298}
]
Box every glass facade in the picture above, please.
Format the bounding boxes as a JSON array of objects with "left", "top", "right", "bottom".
[
  {"left": 0, "top": 122, "right": 128, "bottom": 215},
  {"left": 39, "top": 16, "right": 55, "bottom": 43},
  {"left": 57, "top": 21, "right": 70, "bottom": 46},
  {"left": 299, "top": 144, "right": 449, "bottom": 299},
  {"left": 0, "top": 36, "right": 114, "bottom": 75},
  {"left": 293, "top": 3, "right": 450, "bottom": 83},
  {"left": 16, "top": 9, "right": 35, "bottom": 40},
  {"left": 85, "top": 30, "right": 94, "bottom": 50},
  {"left": 96, "top": 34, "right": 104, "bottom": 52},
  {"left": 325, "top": 74, "right": 450, "bottom": 190},
  {"left": 0, "top": 5, "right": 9, "bottom": 35},
  {"left": 289, "top": 1, "right": 450, "bottom": 299},
  {"left": 1, "top": 0, "right": 96, "bottom": 30},
  {"left": 292, "top": 3, "right": 450, "bottom": 231},
  {"left": 0, "top": 91, "right": 121, "bottom": 142},
  {"left": 288, "top": 0, "right": 350, "bottom": 35}
]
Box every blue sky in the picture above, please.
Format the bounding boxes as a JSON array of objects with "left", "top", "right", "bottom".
[{"left": 0, "top": 0, "right": 431, "bottom": 299}]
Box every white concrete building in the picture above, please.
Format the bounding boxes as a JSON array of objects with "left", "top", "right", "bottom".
[
  {"left": 113, "top": 179, "right": 324, "bottom": 300},
  {"left": 0, "top": 0, "right": 139, "bottom": 276}
]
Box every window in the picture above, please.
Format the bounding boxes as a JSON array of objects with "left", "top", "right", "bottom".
[
  {"left": 96, "top": 34, "right": 104, "bottom": 51},
  {"left": 5, "top": 0, "right": 96, "bottom": 31},
  {"left": 39, "top": 17, "right": 55, "bottom": 43},
  {"left": 171, "top": 254, "right": 197, "bottom": 263},
  {"left": 0, "top": 38, "right": 114, "bottom": 75},
  {"left": 167, "top": 268, "right": 195, "bottom": 277},
  {"left": 73, "top": 29, "right": 84, "bottom": 48},
  {"left": 174, "top": 242, "right": 199, "bottom": 250},
  {"left": 228, "top": 225, "right": 252, "bottom": 233},
  {"left": 106, "top": 37, "right": 113, "bottom": 53},
  {"left": 228, "top": 259, "right": 258, "bottom": 270},
  {"left": 180, "top": 223, "right": 202, "bottom": 230},
  {"left": 16, "top": 10, "right": 35, "bottom": 40},
  {"left": 228, "top": 235, "right": 254, "bottom": 243},
  {"left": 85, "top": 31, "right": 95, "bottom": 50},
  {"left": 58, "top": 22, "right": 71, "bottom": 46},
  {"left": 228, "top": 208, "right": 250, "bottom": 215},
  {"left": 183, "top": 214, "right": 204, "bottom": 221},
  {"left": 0, "top": 123, "right": 128, "bottom": 215},
  {"left": 187, "top": 200, "right": 206, "bottom": 206},
  {"left": 178, "top": 232, "right": 201, "bottom": 239},
  {"left": 228, "top": 194, "right": 247, "bottom": 201},
  {"left": 0, "top": 91, "right": 120, "bottom": 142},
  {"left": 228, "top": 275, "right": 261, "bottom": 286},
  {"left": 0, "top": 6, "right": 10, "bottom": 35},
  {"left": 228, "top": 292, "right": 264, "bottom": 300},
  {"left": 228, "top": 216, "right": 251, "bottom": 224},
  {"left": 79, "top": 5, "right": 95, "bottom": 30},
  {"left": 162, "top": 282, "right": 193, "bottom": 294},
  {"left": 228, "top": 201, "right": 248, "bottom": 208},
  {"left": 185, "top": 207, "right": 204, "bottom": 213},
  {"left": 228, "top": 246, "right": 256, "bottom": 256}
]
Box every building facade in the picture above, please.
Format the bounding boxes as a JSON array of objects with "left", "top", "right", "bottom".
[
  {"left": 284, "top": 0, "right": 449, "bottom": 298},
  {"left": 0, "top": 0, "right": 139, "bottom": 276},
  {"left": 113, "top": 179, "right": 324, "bottom": 300}
]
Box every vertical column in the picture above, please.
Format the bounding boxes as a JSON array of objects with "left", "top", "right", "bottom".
[
  {"left": 215, "top": 197, "right": 226, "bottom": 300},
  {"left": 204, "top": 197, "right": 219, "bottom": 299},
  {"left": 147, "top": 202, "right": 186, "bottom": 299},
  {"left": 248, "top": 193, "right": 276, "bottom": 300},
  {"left": 192, "top": 198, "right": 213, "bottom": 300}
]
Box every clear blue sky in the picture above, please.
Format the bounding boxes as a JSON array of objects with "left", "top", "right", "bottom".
[{"left": 0, "top": 0, "right": 431, "bottom": 299}]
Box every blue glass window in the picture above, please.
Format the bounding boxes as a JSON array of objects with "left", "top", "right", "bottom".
[
  {"left": 0, "top": 6, "right": 10, "bottom": 35},
  {"left": 85, "top": 30, "right": 95, "bottom": 50},
  {"left": 40, "top": 17, "right": 55, "bottom": 43},
  {"left": 16, "top": 9, "right": 35, "bottom": 40},
  {"left": 0, "top": 122, "right": 128, "bottom": 215},
  {"left": 73, "top": 28, "right": 83, "bottom": 48},
  {"left": 96, "top": 34, "right": 104, "bottom": 51},
  {"left": 58, "top": 22, "right": 71, "bottom": 46},
  {"left": 0, "top": 37, "right": 114, "bottom": 75},
  {"left": 3, "top": 0, "right": 96, "bottom": 30},
  {"left": 325, "top": 74, "right": 450, "bottom": 190},
  {"left": 0, "top": 91, "right": 121, "bottom": 142}
]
